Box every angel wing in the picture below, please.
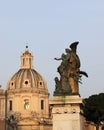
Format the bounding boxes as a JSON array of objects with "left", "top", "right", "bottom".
[{"left": 70, "top": 41, "right": 79, "bottom": 53}]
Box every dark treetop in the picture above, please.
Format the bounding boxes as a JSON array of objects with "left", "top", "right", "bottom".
[{"left": 54, "top": 41, "right": 88, "bottom": 96}]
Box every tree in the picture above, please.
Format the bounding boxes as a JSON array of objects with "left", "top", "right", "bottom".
[{"left": 82, "top": 93, "right": 104, "bottom": 130}]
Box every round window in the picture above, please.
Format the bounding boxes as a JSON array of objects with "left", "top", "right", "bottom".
[{"left": 25, "top": 81, "right": 28, "bottom": 85}]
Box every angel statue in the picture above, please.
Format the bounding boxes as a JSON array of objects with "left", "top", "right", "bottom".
[{"left": 54, "top": 41, "right": 88, "bottom": 96}]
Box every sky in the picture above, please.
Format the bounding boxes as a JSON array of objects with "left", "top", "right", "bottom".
[{"left": 0, "top": 0, "right": 104, "bottom": 98}]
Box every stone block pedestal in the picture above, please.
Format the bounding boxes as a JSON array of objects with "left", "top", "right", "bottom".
[{"left": 49, "top": 95, "right": 82, "bottom": 130}]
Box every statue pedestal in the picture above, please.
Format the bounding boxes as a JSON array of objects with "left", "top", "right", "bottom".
[{"left": 49, "top": 95, "right": 82, "bottom": 130}]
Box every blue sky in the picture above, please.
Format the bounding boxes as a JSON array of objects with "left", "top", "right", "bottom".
[{"left": 0, "top": 0, "right": 104, "bottom": 98}]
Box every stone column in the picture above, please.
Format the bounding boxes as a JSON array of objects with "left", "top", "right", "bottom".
[{"left": 49, "top": 95, "right": 82, "bottom": 130}]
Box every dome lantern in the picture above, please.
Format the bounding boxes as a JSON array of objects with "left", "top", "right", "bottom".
[{"left": 21, "top": 46, "right": 33, "bottom": 69}]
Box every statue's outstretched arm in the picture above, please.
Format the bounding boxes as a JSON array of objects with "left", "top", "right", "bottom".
[
  {"left": 79, "top": 71, "right": 88, "bottom": 77},
  {"left": 54, "top": 57, "right": 62, "bottom": 60}
]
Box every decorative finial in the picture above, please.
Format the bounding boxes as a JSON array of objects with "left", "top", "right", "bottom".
[{"left": 26, "top": 43, "right": 28, "bottom": 49}]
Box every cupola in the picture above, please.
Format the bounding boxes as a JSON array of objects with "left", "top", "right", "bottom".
[{"left": 21, "top": 46, "right": 33, "bottom": 69}]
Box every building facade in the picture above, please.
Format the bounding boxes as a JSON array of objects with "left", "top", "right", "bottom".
[
  {"left": 0, "top": 86, "right": 5, "bottom": 130},
  {"left": 0, "top": 46, "right": 52, "bottom": 130}
]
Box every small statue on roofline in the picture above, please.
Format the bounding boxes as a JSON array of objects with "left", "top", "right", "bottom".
[{"left": 54, "top": 41, "right": 88, "bottom": 96}]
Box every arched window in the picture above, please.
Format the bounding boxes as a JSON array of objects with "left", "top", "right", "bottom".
[
  {"left": 9, "top": 100, "right": 12, "bottom": 111},
  {"left": 41, "top": 100, "right": 44, "bottom": 110}
]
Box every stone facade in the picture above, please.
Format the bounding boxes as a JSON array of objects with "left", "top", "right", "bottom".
[{"left": 0, "top": 86, "right": 5, "bottom": 130}]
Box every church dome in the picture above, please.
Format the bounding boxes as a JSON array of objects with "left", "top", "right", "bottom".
[{"left": 6, "top": 46, "right": 48, "bottom": 94}]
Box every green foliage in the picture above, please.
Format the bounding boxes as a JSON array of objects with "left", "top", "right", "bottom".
[{"left": 82, "top": 93, "right": 104, "bottom": 125}]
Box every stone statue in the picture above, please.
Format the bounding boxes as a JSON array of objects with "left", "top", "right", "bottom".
[
  {"left": 7, "top": 114, "right": 18, "bottom": 130},
  {"left": 54, "top": 41, "right": 88, "bottom": 96}
]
